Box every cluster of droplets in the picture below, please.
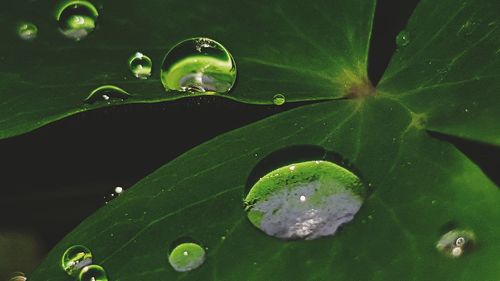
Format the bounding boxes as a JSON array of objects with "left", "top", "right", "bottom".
[
  {"left": 62, "top": 245, "right": 108, "bottom": 281},
  {"left": 104, "top": 186, "right": 125, "bottom": 204}
]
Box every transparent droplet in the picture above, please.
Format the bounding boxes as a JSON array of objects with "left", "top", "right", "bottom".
[
  {"left": 17, "top": 22, "right": 38, "bottom": 41},
  {"left": 161, "top": 37, "right": 237, "bottom": 94},
  {"left": 168, "top": 242, "right": 206, "bottom": 272},
  {"left": 436, "top": 229, "right": 475, "bottom": 258},
  {"left": 395, "top": 30, "right": 410, "bottom": 47},
  {"left": 85, "top": 85, "right": 130, "bottom": 104},
  {"left": 56, "top": 1, "right": 99, "bottom": 41},
  {"left": 244, "top": 160, "right": 366, "bottom": 240},
  {"left": 78, "top": 265, "right": 108, "bottom": 281},
  {"left": 61, "top": 245, "right": 93, "bottom": 276},
  {"left": 9, "top": 272, "right": 27, "bottom": 281},
  {"left": 272, "top": 94, "right": 286, "bottom": 106},
  {"left": 128, "top": 52, "right": 152, "bottom": 79}
]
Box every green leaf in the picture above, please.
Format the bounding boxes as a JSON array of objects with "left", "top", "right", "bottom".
[
  {"left": 0, "top": 0, "right": 374, "bottom": 139},
  {"left": 378, "top": 0, "right": 500, "bottom": 145}
]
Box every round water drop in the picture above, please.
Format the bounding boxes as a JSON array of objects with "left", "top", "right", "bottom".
[
  {"left": 17, "top": 22, "right": 38, "bottom": 41},
  {"left": 128, "top": 52, "right": 152, "bottom": 79},
  {"left": 160, "top": 37, "right": 237, "bottom": 94},
  {"left": 56, "top": 0, "right": 99, "bottom": 41},
  {"left": 436, "top": 229, "right": 475, "bottom": 258},
  {"left": 168, "top": 242, "right": 206, "bottom": 272},
  {"left": 61, "top": 245, "right": 93, "bottom": 276},
  {"left": 78, "top": 265, "right": 108, "bottom": 281},
  {"left": 85, "top": 85, "right": 130, "bottom": 104},
  {"left": 272, "top": 94, "right": 286, "bottom": 106},
  {"left": 244, "top": 160, "right": 366, "bottom": 240},
  {"left": 395, "top": 30, "right": 410, "bottom": 47}
]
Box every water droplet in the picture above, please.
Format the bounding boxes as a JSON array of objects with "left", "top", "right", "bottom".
[
  {"left": 272, "top": 94, "right": 286, "bottom": 105},
  {"left": 128, "top": 52, "right": 152, "bottom": 79},
  {"left": 161, "top": 37, "right": 237, "bottom": 94},
  {"left": 78, "top": 265, "right": 108, "bottom": 281},
  {"left": 114, "top": 186, "right": 123, "bottom": 194},
  {"left": 168, "top": 242, "right": 206, "bottom": 272},
  {"left": 17, "top": 22, "right": 38, "bottom": 41},
  {"left": 9, "top": 272, "right": 27, "bottom": 281},
  {"left": 56, "top": 1, "right": 99, "bottom": 41},
  {"left": 61, "top": 245, "right": 92, "bottom": 276},
  {"left": 457, "top": 20, "right": 478, "bottom": 37},
  {"left": 436, "top": 229, "right": 475, "bottom": 258},
  {"left": 395, "top": 30, "right": 410, "bottom": 47},
  {"left": 85, "top": 85, "right": 130, "bottom": 104},
  {"left": 244, "top": 160, "right": 366, "bottom": 240}
]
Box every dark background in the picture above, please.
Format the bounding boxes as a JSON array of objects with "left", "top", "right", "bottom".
[{"left": 0, "top": 0, "right": 498, "bottom": 278}]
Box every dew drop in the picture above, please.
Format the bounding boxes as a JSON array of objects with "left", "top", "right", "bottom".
[
  {"left": 128, "top": 52, "right": 152, "bottom": 79},
  {"left": 85, "top": 85, "right": 130, "bottom": 104},
  {"left": 78, "top": 265, "right": 108, "bottom": 281},
  {"left": 244, "top": 160, "right": 366, "bottom": 240},
  {"left": 395, "top": 30, "right": 410, "bottom": 47},
  {"left": 61, "top": 245, "right": 93, "bottom": 276},
  {"left": 168, "top": 242, "right": 206, "bottom": 272},
  {"left": 9, "top": 272, "right": 27, "bottom": 281},
  {"left": 160, "top": 37, "right": 237, "bottom": 94},
  {"left": 436, "top": 229, "right": 475, "bottom": 258},
  {"left": 272, "top": 94, "right": 286, "bottom": 106},
  {"left": 56, "top": 1, "right": 99, "bottom": 41},
  {"left": 17, "top": 22, "right": 38, "bottom": 41}
]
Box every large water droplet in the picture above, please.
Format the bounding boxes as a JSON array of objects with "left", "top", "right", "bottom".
[
  {"left": 244, "top": 160, "right": 366, "bottom": 240},
  {"left": 436, "top": 229, "right": 475, "bottom": 258},
  {"left": 168, "top": 242, "right": 206, "bottom": 272},
  {"left": 160, "top": 37, "right": 237, "bottom": 94},
  {"left": 17, "top": 22, "right": 38, "bottom": 41},
  {"left": 395, "top": 30, "right": 410, "bottom": 47},
  {"left": 61, "top": 245, "right": 93, "bottom": 276},
  {"left": 56, "top": 1, "right": 99, "bottom": 41},
  {"left": 128, "top": 52, "right": 152, "bottom": 79},
  {"left": 272, "top": 94, "right": 286, "bottom": 106},
  {"left": 85, "top": 85, "right": 130, "bottom": 104},
  {"left": 78, "top": 265, "right": 108, "bottom": 281}
]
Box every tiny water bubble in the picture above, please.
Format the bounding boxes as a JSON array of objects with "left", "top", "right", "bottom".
[
  {"left": 244, "top": 160, "right": 366, "bottom": 240},
  {"left": 17, "top": 22, "right": 38, "bottom": 41},
  {"left": 128, "top": 52, "right": 152, "bottom": 79},
  {"left": 272, "top": 94, "right": 286, "bottom": 105},
  {"left": 78, "top": 265, "right": 108, "bottom": 281},
  {"left": 168, "top": 242, "right": 206, "bottom": 272},
  {"left": 160, "top": 37, "right": 237, "bottom": 94},
  {"left": 61, "top": 245, "right": 93, "bottom": 276},
  {"left": 85, "top": 85, "right": 130, "bottom": 104},
  {"left": 56, "top": 0, "right": 99, "bottom": 41},
  {"left": 395, "top": 30, "right": 410, "bottom": 47}
]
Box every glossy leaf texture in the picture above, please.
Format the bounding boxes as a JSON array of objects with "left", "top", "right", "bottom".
[
  {"left": 378, "top": 0, "right": 500, "bottom": 145},
  {"left": 0, "top": 0, "right": 374, "bottom": 139}
]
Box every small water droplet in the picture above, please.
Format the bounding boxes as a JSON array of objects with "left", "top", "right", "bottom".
[
  {"left": 9, "top": 272, "right": 27, "bottom": 281},
  {"left": 168, "top": 242, "right": 206, "bottom": 272},
  {"left": 128, "top": 52, "right": 152, "bottom": 79},
  {"left": 457, "top": 20, "right": 478, "bottom": 37},
  {"left": 161, "top": 37, "right": 237, "bottom": 94},
  {"left": 244, "top": 160, "right": 366, "bottom": 240},
  {"left": 272, "top": 94, "right": 286, "bottom": 105},
  {"left": 114, "top": 186, "right": 124, "bottom": 194},
  {"left": 17, "top": 22, "right": 38, "bottom": 41},
  {"left": 85, "top": 85, "right": 130, "bottom": 104},
  {"left": 395, "top": 30, "right": 410, "bottom": 47},
  {"left": 436, "top": 229, "right": 475, "bottom": 258},
  {"left": 78, "top": 265, "right": 108, "bottom": 281},
  {"left": 61, "top": 245, "right": 93, "bottom": 276},
  {"left": 56, "top": 1, "right": 99, "bottom": 41}
]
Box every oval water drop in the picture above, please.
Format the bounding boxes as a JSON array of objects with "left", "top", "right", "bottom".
[
  {"left": 272, "top": 94, "right": 286, "bottom": 106},
  {"left": 160, "top": 37, "right": 237, "bottom": 94},
  {"left": 78, "top": 265, "right": 108, "bottom": 281},
  {"left": 436, "top": 229, "right": 475, "bottom": 258},
  {"left": 85, "top": 85, "right": 130, "bottom": 104},
  {"left": 61, "top": 245, "right": 93, "bottom": 276},
  {"left": 17, "top": 22, "right": 38, "bottom": 41},
  {"left": 128, "top": 52, "right": 152, "bottom": 79},
  {"left": 56, "top": 0, "right": 99, "bottom": 41},
  {"left": 395, "top": 30, "right": 410, "bottom": 47},
  {"left": 168, "top": 242, "right": 206, "bottom": 272},
  {"left": 244, "top": 160, "right": 366, "bottom": 240}
]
